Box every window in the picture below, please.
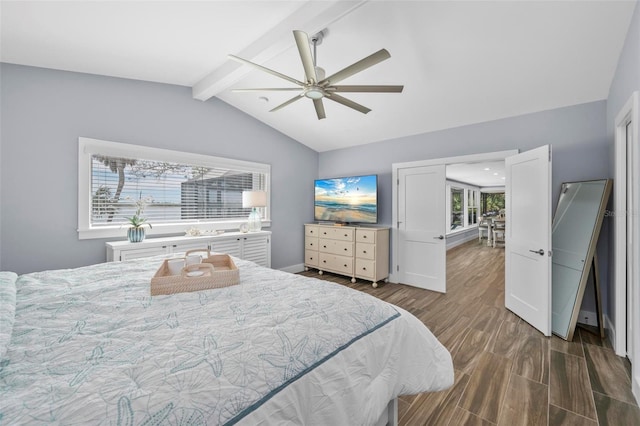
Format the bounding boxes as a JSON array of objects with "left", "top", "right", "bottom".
[
  {"left": 447, "top": 183, "right": 480, "bottom": 233},
  {"left": 451, "top": 187, "right": 464, "bottom": 230},
  {"left": 467, "top": 189, "right": 478, "bottom": 226},
  {"left": 78, "top": 137, "right": 270, "bottom": 239},
  {"left": 481, "top": 192, "right": 505, "bottom": 217}
]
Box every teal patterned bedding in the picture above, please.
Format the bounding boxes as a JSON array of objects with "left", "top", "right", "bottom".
[{"left": 0, "top": 256, "right": 453, "bottom": 425}]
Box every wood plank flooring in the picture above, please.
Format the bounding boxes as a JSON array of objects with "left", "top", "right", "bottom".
[{"left": 299, "top": 240, "right": 640, "bottom": 425}]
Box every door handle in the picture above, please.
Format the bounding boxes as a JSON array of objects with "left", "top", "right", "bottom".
[
  {"left": 434, "top": 235, "right": 444, "bottom": 240},
  {"left": 529, "top": 249, "right": 545, "bottom": 256}
]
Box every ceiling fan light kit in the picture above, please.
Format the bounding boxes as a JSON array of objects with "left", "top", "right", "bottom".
[{"left": 228, "top": 30, "right": 403, "bottom": 120}]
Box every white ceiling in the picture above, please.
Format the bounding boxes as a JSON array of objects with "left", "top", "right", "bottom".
[
  {"left": 447, "top": 161, "right": 505, "bottom": 187},
  {"left": 1, "top": 1, "right": 636, "bottom": 153}
]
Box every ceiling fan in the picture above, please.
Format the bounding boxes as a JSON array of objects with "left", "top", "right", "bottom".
[{"left": 228, "top": 30, "right": 403, "bottom": 120}]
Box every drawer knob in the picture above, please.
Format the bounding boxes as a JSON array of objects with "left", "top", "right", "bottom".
[
  {"left": 310, "top": 257, "right": 313, "bottom": 260},
  {"left": 362, "top": 267, "right": 367, "bottom": 270},
  {"left": 323, "top": 260, "right": 327, "bottom": 263},
  {"left": 323, "top": 245, "right": 327, "bottom": 248},
  {"left": 310, "top": 243, "right": 313, "bottom": 246},
  {"left": 344, "top": 234, "right": 348, "bottom": 237},
  {"left": 363, "top": 250, "right": 367, "bottom": 254},
  {"left": 363, "top": 235, "right": 367, "bottom": 239},
  {"left": 344, "top": 264, "right": 347, "bottom": 267},
  {"left": 344, "top": 248, "right": 347, "bottom": 251}
]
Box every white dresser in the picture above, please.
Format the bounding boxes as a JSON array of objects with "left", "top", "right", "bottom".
[
  {"left": 304, "top": 224, "right": 389, "bottom": 288},
  {"left": 106, "top": 231, "right": 271, "bottom": 268}
]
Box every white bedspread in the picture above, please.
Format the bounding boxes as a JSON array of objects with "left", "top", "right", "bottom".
[{"left": 0, "top": 256, "right": 453, "bottom": 425}]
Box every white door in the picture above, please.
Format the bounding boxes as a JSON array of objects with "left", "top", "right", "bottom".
[
  {"left": 505, "top": 145, "right": 552, "bottom": 336},
  {"left": 397, "top": 165, "right": 446, "bottom": 292}
]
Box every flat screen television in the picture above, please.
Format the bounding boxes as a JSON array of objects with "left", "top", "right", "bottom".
[{"left": 314, "top": 174, "right": 378, "bottom": 224}]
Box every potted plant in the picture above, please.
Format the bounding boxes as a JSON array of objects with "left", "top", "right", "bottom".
[{"left": 126, "top": 194, "right": 152, "bottom": 243}]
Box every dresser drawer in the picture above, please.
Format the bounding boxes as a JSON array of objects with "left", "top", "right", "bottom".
[
  {"left": 356, "top": 229, "right": 377, "bottom": 243},
  {"left": 305, "top": 250, "right": 319, "bottom": 267},
  {"left": 319, "top": 239, "right": 354, "bottom": 256},
  {"left": 355, "top": 258, "right": 375, "bottom": 279},
  {"left": 305, "top": 236, "right": 319, "bottom": 251},
  {"left": 305, "top": 225, "right": 319, "bottom": 237},
  {"left": 319, "top": 253, "right": 353, "bottom": 275},
  {"left": 355, "top": 243, "right": 375, "bottom": 260},
  {"left": 319, "top": 227, "right": 354, "bottom": 242}
]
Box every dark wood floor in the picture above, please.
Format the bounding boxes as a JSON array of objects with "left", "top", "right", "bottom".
[{"left": 300, "top": 240, "right": 640, "bottom": 425}]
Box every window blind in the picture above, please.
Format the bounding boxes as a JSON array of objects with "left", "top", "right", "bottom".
[{"left": 90, "top": 155, "right": 267, "bottom": 227}]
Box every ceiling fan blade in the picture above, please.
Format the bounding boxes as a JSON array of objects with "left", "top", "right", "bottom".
[
  {"left": 232, "top": 88, "right": 302, "bottom": 92},
  {"left": 293, "top": 30, "right": 318, "bottom": 84},
  {"left": 269, "top": 94, "right": 304, "bottom": 112},
  {"left": 325, "top": 93, "right": 371, "bottom": 114},
  {"left": 319, "top": 49, "right": 391, "bottom": 86},
  {"left": 329, "top": 85, "right": 404, "bottom": 93},
  {"left": 313, "top": 99, "right": 326, "bottom": 120},
  {"left": 228, "top": 54, "right": 304, "bottom": 87}
]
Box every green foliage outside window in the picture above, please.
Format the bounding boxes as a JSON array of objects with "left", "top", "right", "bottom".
[{"left": 482, "top": 192, "right": 505, "bottom": 215}]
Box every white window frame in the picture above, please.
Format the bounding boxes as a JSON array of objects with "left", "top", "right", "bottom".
[
  {"left": 446, "top": 180, "right": 480, "bottom": 235},
  {"left": 78, "top": 137, "right": 271, "bottom": 240}
]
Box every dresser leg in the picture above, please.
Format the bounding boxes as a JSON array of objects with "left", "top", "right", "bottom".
[
  {"left": 305, "top": 266, "right": 309, "bottom": 271},
  {"left": 318, "top": 270, "right": 323, "bottom": 275},
  {"left": 372, "top": 282, "right": 378, "bottom": 288},
  {"left": 351, "top": 277, "right": 356, "bottom": 283}
]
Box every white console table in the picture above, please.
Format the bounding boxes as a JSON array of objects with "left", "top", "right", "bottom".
[
  {"left": 304, "top": 224, "right": 389, "bottom": 288},
  {"left": 106, "top": 231, "right": 271, "bottom": 268}
]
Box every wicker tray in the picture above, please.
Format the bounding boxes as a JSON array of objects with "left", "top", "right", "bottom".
[{"left": 150, "top": 250, "right": 239, "bottom": 296}]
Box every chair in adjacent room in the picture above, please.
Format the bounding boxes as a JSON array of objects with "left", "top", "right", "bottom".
[
  {"left": 478, "top": 216, "right": 491, "bottom": 245},
  {"left": 492, "top": 219, "right": 506, "bottom": 248}
]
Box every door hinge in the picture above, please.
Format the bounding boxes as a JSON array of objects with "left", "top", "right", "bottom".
[{"left": 397, "top": 265, "right": 400, "bottom": 272}]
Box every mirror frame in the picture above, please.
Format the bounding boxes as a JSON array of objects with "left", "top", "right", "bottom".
[{"left": 551, "top": 179, "right": 612, "bottom": 341}]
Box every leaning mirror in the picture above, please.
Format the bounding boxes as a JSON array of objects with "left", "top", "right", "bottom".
[{"left": 551, "top": 179, "right": 612, "bottom": 341}]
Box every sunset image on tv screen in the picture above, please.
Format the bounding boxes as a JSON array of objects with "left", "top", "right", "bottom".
[{"left": 314, "top": 175, "right": 377, "bottom": 223}]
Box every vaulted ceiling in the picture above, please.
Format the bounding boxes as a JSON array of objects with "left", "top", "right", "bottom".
[{"left": 1, "top": 1, "right": 635, "bottom": 152}]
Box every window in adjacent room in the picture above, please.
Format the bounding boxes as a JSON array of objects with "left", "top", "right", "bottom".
[
  {"left": 467, "top": 189, "right": 479, "bottom": 226},
  {"left": 481, "top": 192, "right": 506, "bottom": 217},
  {"left": 451, "top": 187, "right": 464, "bottom": 230},
  {"left": 78, "top": 137, "right": 270, "bottom": 239}
]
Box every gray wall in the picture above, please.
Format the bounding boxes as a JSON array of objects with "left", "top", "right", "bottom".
[
  {"left": 319, "top": 100, "right": 609, "bottom": 314},
  {"left": 320, "top": 101, "right": 608, "bottom": 223},
  {"left": 0, "top": 63, "right": 318, "bottom": 274},
  {"left": 605, "top": 1, "right": 640, "bottom": 333}
]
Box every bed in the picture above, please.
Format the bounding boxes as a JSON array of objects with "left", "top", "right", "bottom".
[{"left": 0, "top": 255, "right": 453, "bottom": 425}]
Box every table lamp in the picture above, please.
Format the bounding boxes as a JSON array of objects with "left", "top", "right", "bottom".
[{"left": 242, "top": 191, "right": 267, "bottom": 232}]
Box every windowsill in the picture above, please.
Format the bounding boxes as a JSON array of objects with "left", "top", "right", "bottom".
[{"left": 78, "top": 220, "right": 272, "bottom": 240}]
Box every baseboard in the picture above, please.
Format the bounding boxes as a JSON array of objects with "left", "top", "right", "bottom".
[
  {"left": 280, "top": 263, "right": 305, "bottom": 274},
  {"left": 604, "top": 314, "right": 624, "bottom": 356},
  {"left": 576, "top": 309, "right": 599, "bottom": 327}
]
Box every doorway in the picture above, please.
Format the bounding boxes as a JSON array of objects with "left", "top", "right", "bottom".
[
  {"left": 391, "top": 149, "right": 517, "bottom": 289},
  {"left": 392, "top": 146, "right": 553, "bottom": 336}
]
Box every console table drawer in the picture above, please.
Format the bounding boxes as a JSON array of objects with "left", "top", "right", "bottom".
[
  {"left": 319, "top": 239, "right": 354, "bottom": 256},
  {"left": 305, "top": 225, "right": 319, "bottom": 237},
  {"left": 318, "top": 227, "right": 354, "bottom": 242},
  {"left": 356, "top": 229, "right": 377, "bottom": 243},
  {"left": 356, "top": 258, "right": 375, "bottom": 279},
  {"left": 319, "top": 253, "right": 353, "bottom": 274},
  {"left": 305, "top": 250, "right": 319, "bottom": 267},
  {"left": 355, "top": 243, "right": 375, "bottom": 260},
  {"left": 305, "top": 236, "right": 318, "bottom": 250}
]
